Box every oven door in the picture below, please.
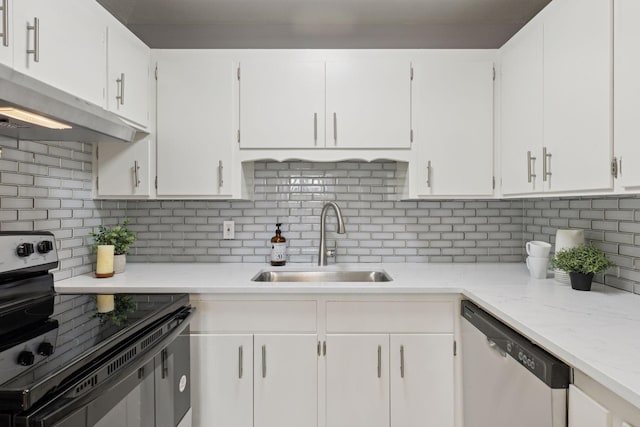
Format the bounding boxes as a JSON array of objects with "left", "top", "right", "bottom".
[{"left": 16, "top": 310, "right": 193, "bottom": 427}]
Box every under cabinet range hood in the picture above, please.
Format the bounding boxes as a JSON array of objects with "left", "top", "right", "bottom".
[{"left": 0, "top": 63, "right": 146, "bottom": 143}]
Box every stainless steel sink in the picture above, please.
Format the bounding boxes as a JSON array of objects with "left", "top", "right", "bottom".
[{"left": 251, "top": 270, "right": 392, "bottom": 283}]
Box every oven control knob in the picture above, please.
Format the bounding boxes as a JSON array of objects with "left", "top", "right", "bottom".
[
  {"left": 16, "top": 243, "right": 35, "bottom": 257},
  {"left": 38, "top": 342, "right": 54, "bottom": 356},
  {"left": 17, "top": 351, "right": 35, "bottom": 366},
  {"left": 37, "top": 240, "right": 54, "bottom": 254}
]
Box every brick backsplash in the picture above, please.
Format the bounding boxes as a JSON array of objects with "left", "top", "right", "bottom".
[
  {"left": 2, "top": 137, "right": 640, "bottom": 295},
  {"left": 124, "top": 161, "right": 525, "bottom": 264},
  {"left": 0, "top": 137, "right": 119, "bottom": 280},
  {"left": 522, "top": 196, "right": 640, "bottom": 294}
]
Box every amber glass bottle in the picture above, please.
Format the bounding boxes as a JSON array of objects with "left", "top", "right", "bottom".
[{"left": 270, "top": 223, "right": 286, "bottom": 266}]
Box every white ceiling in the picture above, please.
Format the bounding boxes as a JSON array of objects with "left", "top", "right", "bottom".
[{"left": 96, "top": 0, "right": 552, "bottom": 49}]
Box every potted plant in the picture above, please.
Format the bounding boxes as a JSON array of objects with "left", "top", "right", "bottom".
[
  {"left": 90, "top": 219, "right": 137, "bottom": 274},
  {"left": 551, "top": 244, "right": 614, "bottom": 291}
]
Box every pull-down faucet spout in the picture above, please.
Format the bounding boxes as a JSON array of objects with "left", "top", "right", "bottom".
[{"left": 318, "top": 202, "right": 346, "bottom": 266}]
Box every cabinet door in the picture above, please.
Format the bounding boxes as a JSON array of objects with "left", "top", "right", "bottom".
[
  {"left": 390, "top": 334, "right": 454, "bottom": 427},
  {"left": 12, "top": 0, "right": 106, "bottom": 107},
  {"left": 106, "top": 18, "right": 150, "bottom": 128},
  {"left": 500, "top": 20, "right": 544, "bottom": 195},
  {"left": 326, "top": 59, "right": 411, "bottom": 149},
  {"left": 254, "top": 334, "right": 318, "bottom": 427},
  {"left": 0, "top": 0, "right": 12, "bottom": 67},
  {"left": 239, "top": 59, "right": 325, "bottom": 148},
  {"left": 190, "top": 334, "right": 253, "bottom": 427},
  {"left": 543, "top": 0, "right": 613, "bottom": 193},
  {"left": 569, "top": 385, "right": 611, "bottom": 427},
  {"left": 156, "top": 335, "right": 192, "bottom": 427},
  {"left": 413, "top": 58, "right": 494, "bottom": 197},
  {"left": 614, "top": 0, "right": 640, "bottom": 189},
  {"left": 96, "top": 140, "right": 151, "bottom": 197},
  {"left": 326, "top": 334, "right": 389, "bottom": 427},
  {"left": 156, "top": 52, "right": 235, "bottom": 197}
]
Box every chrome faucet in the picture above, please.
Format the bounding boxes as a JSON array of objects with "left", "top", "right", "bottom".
[{"left": 318, "top": 202, "right": 346, "bottom": 266}]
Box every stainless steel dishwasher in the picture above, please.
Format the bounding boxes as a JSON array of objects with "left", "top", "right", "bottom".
[{"left": 461, "top": 300, "right": 570, "bottom": 427}]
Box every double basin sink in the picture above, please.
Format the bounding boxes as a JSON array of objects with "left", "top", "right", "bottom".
[{"left": 251, "top": 269, "right": 392, "bottom": 283}]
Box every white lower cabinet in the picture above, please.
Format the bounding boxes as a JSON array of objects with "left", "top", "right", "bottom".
[
  {"left": 189, "top": 297, "right": 457, "bottom": 427},
  {"left": 326, "top": 334, "right": 390, "bottom": 427},
  {"left": 190, "top": 333, "right": 317, "bottom": 427},
  {"left": 190, "top": 335, "right": 253, "bottom": 427},
  {"left": 254, "top": 334, "right": 318, "bottom": 427},
  {"left": 326, "top": 333, "right": 454, "bottom": 427},
  {"left": 390, "top": 334, "right": 455, "bottom": 427},
  {"left": 569, "top": 384, "right": 612, "bottom": 427}
]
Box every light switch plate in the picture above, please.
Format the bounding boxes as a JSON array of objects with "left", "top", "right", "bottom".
[{"left": 223, "top": 221, "right": 235, "bottom": 240}]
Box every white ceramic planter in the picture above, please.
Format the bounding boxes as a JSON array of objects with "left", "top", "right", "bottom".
[{"left": 114, "top": 254, "right": 126, "bottom": 274}]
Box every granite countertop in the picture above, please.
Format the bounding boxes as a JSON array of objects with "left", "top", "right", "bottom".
[{"left": 55, "top": 262, "right": 640, "bottom": 410}]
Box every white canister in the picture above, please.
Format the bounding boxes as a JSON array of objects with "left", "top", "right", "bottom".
[{"left": 555, "top": 229, "right": 585, "bottom": 253}]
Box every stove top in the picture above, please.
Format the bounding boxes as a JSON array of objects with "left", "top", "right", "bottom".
[{"left": 0, "top": 293, "right": 189, "bottom": 412}]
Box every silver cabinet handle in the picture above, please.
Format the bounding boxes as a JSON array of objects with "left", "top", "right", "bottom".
[
  {"left": 426, "top": 160, "right": 432, "bottom": 188},
  {"left": 133, "top": 160, "right": 141, "bottom": 188},
  {"left": 400, "top": 345, "right": 405, "bottom": 378},
  {"left": 527, "top": 151, "right": 537, "bottom": 183},
  {"left": 543, "top": 147, "right": 552, "bottom": 181},
  {"left": 314, "top": 113, "right": 318, "bottom": 145},
  {"left": 0, "top": 0, "right": 8, "bottom": 47},
  {"left": 261, "top": 345, "right": 266, "bottom": 378},
  {"left": 333, "top": 112, "right": 337, "bottom": 145},
  {"left": 317, "top": 341, "right": 321, "bottom": 356},
  {"left": 377, "top": 345, "right": 382, "bottom": 378},
  {"left": 116, "top": 73, "right": 125, "bottom": 105},
  {"left": 27, "top": 17, "right": 39, "bottom": 63},
  {"left": 218, "top": 160, "right": 223, "bottom": 187},
  {"left": 238, "top": 345, "right": 243, "bottom": 379}
]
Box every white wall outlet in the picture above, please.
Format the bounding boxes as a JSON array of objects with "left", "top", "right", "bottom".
[{"left": 223, "top": 221, "right": 235, "bottom": 240}]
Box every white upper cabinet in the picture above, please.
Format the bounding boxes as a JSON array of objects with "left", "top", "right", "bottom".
[
  {"left": 0, "top": 0, "right": 12, "bottom": 67},
  {"left": 543, "top": 0, "right": 613, "bottom": 193},
  {"left": 106, "top": 17, "right": 150, "bottom": 128},
  {"left": 239, "top": 59, "right": 325, "bottom": 149},
  {"left": 326, "top": 58, "right": 412, "bottom": 149},
  {"left": 155, "top": 51, "right": 236, "bottom": 197},
  {"left": 95, "top": 140, "right": 151, "bottom": 198},
  {"left": 499, "top": 0, "right": 613, "bottom": 196},
  {"left": 614, "top": 0, "right": 640, "bottom": 190},
  {"left": 500, "top": 20, "right": 544, "bottom": 196},
  {"left": 12, "top": 0, "right": 106, "bottom": 107},
  {"left": 412, "top": 56, "right": 494, "bottom": 197}
]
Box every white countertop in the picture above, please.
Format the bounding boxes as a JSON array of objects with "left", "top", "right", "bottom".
[{"left": 56, "top": 262, "right": 640, "bottom": 410}]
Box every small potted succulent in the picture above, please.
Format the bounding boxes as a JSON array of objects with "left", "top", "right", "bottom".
[
  {"left": 551, "top": 244, "right": 614, "bottom": 291},
  {"left": 90, "top": 219, "right": 137, "bottom": 274}
]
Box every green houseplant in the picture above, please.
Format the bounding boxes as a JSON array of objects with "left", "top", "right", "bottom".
[
  {"left": 93, "top": 295, "right": 136, "bottom": 326},
  {"left": 551, "top": 244, "right": 614, "bottom": 291},
  {"left": 90, "top": 219, "right": 136, "bottom": 274}
]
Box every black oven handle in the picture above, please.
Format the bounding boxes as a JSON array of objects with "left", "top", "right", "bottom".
[{"left": 20, "top": 306, "right": 195, "bottom": 427}]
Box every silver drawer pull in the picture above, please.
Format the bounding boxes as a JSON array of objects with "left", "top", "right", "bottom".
[
  {"left": 527, "top": 151, "right": 537, "bottom": 183},
  {"left": 377, "top": 345, "right": 382, "bottom": 378},
  {"left": 426, "top": 161, "right": 432, "bottom": 188},
  {"left": 314, "top": 113, "right": 318, "bottom": 145},
  {"left": 133, "top": 160, "right": 141, "bottom": 188},
  {"left": 27, "top": 17, "right": 39, "bottom": 63},
  {"left": 262, "top": 345, "right": 267, "bottom": 378},
  {"left": 238, "top": 345, "right": 243, "bottom": 379},
  {"left": 116, "top": 73, "right": 125, "bottom": 105},
  {"left": 218, "top": 160, "right": 224, "bottom": 188},
  {"left": 400, "top": 345, "right": 405, "bottom": 378},
  {"left": 333, "top": 112, "right": 337, "bottom": 145}
]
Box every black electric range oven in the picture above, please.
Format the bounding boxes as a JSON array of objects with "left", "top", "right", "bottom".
[{"left": 0, "top": 232, "right": 194, "bottom": 427}]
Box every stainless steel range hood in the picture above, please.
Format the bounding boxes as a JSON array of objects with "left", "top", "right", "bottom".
[{"left": 0, "top": 63, "right": 146, "bottom": 143}]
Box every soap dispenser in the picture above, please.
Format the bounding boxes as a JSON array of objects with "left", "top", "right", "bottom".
[{"left": 270, "top": 223, "right": 287, "bottom": 266}]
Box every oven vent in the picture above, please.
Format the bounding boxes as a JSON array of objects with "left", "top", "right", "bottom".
[
  {"left": 141, "top": 328, "right": 164, "bottom": 350},
  {"left": 75, "top": 375, "right": 98, "bottom": 394},
  {"left": 107, "top": 348, "right": 137, "bottom": 375}
]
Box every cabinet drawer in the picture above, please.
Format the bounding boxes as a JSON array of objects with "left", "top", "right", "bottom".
[
  {"left": 326, "top": 301, "right": 453, "bottom": 333},
  {"left": 191, "top": 300, "right": 317, "bottom": 333}
]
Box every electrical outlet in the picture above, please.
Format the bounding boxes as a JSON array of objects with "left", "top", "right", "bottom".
[{"left": 223, "top": 221, "right": 235, "bottom": 240}]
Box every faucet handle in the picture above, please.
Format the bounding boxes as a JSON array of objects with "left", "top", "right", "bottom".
[{"left": 325, "top": 244, "right": 337, "bottom": 259}]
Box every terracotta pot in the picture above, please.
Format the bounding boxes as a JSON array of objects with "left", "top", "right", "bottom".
[
  {"left": 113, "top": 254, "right": 126, "bottom": 274},
  {"left": 569, "top": 272, "right": 594, "bottom": 291}
]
